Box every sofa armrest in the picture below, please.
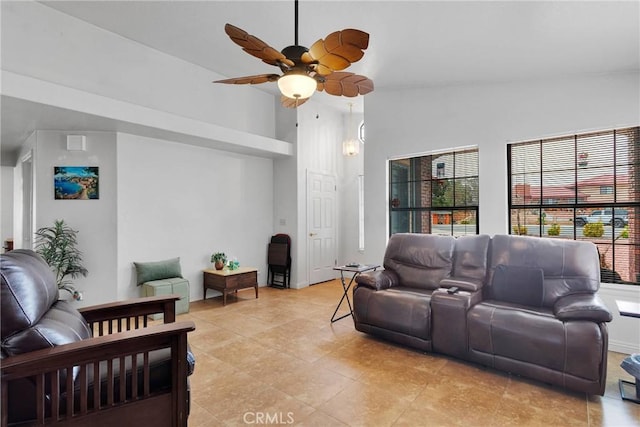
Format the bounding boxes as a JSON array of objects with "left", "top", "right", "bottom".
[
  {"left": 0, "top": 321, "right": 195, "bottom": 372},
  {"left": 79, "top": 295, "right": 181, "bottom": 335},
  {"left": 1, "top": 321, "right": 195, "bottom": 426},
  {"left": 554, "top": 294, "right": 613, "bottom": 322},
  {"left": 355, "top": 270, "right": 398, "bottom": 291},
  {"left": 439, "top": 277, "right": 484, "bottom": 292},
  {"left": 432, "top": 288, "right": 484, "bottom": 308},
  {"left": 431, "top": 289, "right": 483, "bottom": 357}
]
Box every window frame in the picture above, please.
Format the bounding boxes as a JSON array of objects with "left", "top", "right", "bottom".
[
  {"left": 600, "top": 185, "right": 614, "bottom": 195},
  {"left": 507, "top": 127, "right": 639, "bottom": 285},
  {"left": 389, "top": 147, "right": 479, "bottom": 237},
  {"left": 358, "top": 121, "right": 365, "bottom": 143}
]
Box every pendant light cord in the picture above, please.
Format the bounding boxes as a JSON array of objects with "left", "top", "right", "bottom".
[{"left": 348, "top": 103, "right": 354, "bottom": 140}]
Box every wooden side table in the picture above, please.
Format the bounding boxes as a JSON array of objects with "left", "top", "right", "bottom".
[
  {"left": 616, "top": 300, "right": 640, "bottom": 318},
  {"left": 203, "top": 267, "right": 258, "bottom": 306}
]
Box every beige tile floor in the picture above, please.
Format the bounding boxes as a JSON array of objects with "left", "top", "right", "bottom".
[{"left": 182, "top": 280, "right": 639, "bottom": 427}]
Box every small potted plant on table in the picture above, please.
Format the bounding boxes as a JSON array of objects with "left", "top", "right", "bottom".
[{"left": 211, "top": 252, "right": 227, "bottom": 270}]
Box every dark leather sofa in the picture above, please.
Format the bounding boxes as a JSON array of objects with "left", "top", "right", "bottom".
[
  {"left": 1, "top": 250, "right": 196, "bottom": 426},
  {"left": 353, "top": 233, "right": 612, "bottom": 395}
]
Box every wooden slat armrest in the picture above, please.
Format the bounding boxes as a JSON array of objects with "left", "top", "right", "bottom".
[
  {"left": 79, "top": 294, "right": 180, "bottom": 324},
  {"left": 2, "top": 321, "right": 194, "bottom": 426},
  {"left": 1, "top": 321, "right": 195, "bottom": 379}
]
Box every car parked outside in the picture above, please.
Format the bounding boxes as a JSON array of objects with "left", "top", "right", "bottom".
[{"left": 575, "top": 209, "right": 629, "bottom": 228}]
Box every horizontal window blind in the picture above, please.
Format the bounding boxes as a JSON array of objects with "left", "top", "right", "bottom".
[{"left": 508, "top": 127, "right": 639, "bottom": 285}]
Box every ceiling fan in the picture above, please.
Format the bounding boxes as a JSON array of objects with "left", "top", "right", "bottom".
[{"left": 213, "top": 0, "right": 374, "bottom": 108}]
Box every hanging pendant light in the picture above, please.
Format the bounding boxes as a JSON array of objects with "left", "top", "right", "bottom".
[{"left": 342, "top": 103, "right": 360, "bottom": 157}]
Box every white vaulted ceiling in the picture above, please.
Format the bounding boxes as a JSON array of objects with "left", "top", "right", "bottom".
[
  {"left": 2, "top": 1, "right": 639, "bottom": 162},
  {"left": 41, "top": 1, "right": 639, "bottom": 89}
]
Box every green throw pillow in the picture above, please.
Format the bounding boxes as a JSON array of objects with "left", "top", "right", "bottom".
[{"left": 134, "top": 257, "right": 182, "bottom": 285}]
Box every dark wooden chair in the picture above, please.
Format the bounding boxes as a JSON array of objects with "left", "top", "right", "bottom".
[
  {"left": 1, "top": 250, "right": 195, "bottom": 427},
  {"left": 267, "top": 234, "right": 291, "bottom": 288}
]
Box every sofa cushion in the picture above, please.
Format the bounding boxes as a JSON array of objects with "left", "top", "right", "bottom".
[
  {"left": 353, "top": 286, "right": 433, "bottom": 340},
  {"left": 1, "top": 250, "right": 59, "bottom": 341},
  {"left": 2, "top": 300, "right": 92, "bottom": 357},
  {"left": 2, "top": 299, "right": 93, "bottom": 408},
  {"left": 134, "top": 257, "right": 182, "bottom": 285},
  {"left": 451, "top": 234, "right": 491, "bottom": 282},
  {"left": 383, "top": 233, "right": 455, "bottom": 290},
  {"left": 488, "top": 235, "right": 600, "bottom": 306},
  {"left": 467, "top": 302, "right": 605, "bottom": 381},
  {"left": 491, "top": 264, "right": 544, "bottom": 307}
]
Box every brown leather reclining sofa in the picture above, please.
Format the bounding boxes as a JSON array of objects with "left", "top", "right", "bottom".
[{"left": 353, "top": 233, "right": 613, "bottom": 395}]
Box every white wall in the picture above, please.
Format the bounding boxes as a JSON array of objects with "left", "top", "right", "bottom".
[
  {"left": 599, "top": 283, "right": 640, "bottom": 354},
  {"left": 364, "top": 71, "right": 640, "bottom": 353},
  {"left": 2, "top": 1, "right": 276, "bottom": 138},
  {"left": 339, "top": 112, "right": 365, "bottom": 265},
  {"left": 34, "top": 131, "right": 118, "bottom": 306},
  {"left": 3, "top": 1, "right": 287, "bottom": 306},
  {"left": 273, "top": 106, "right": 299, "bottom": 283},
  {"left": 272, "top": 99, "right": 346, "bottom": 288},
  {"left": 10, "top": 129, "right": 275, "bottom": 305},
  {"left": 364, "top": 72, "right": 640, "bottom": 262},
  {"left": 116, "top": 133, "right": 274, "bottom": 301}
]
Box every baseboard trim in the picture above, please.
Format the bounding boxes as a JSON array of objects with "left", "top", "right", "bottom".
[
  {"left": 609, "top": 339, "right": 638, "bottom": 355},
  {"left": 598, "top": 284, "right": 640, "bottom": 356}
]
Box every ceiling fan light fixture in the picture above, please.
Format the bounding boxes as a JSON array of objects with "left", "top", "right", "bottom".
[
  {"left": 215, "top": 0, "right": 373, "bottom": 108},
  {"left": 277, "top": 72, "right": 316, "bottom": 100}
]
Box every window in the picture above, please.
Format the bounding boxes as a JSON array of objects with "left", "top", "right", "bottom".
[
  {"left": 508, "top": 127, "right": 639, "bottom": 285},
  {"left": 600, "top": 186, "right": 614, "bottom": 195},
  {"left": 389, "top": 147, "right": 479, "bottom": 236},
  {"left": 358, "top": 121, "right": 365, "bottom": 143}
]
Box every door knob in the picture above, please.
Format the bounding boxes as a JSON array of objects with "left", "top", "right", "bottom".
[{"left": 309, "top": 232, "right": 317, "bottom": 237}]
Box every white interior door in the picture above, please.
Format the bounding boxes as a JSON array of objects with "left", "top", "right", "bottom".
[{"left": 307, "top": 171, "right": 336, "bottom": 285}]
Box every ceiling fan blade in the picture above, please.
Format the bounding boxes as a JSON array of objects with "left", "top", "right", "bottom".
[
  {"left": 281, "top": 95, "right": 309, "bottom": 109},
  {"left": 214, "top": 74, "right": 280, "bottom": 85},
  {"left": 224, "top": 24, "right": 294, "bottom": 68},
  {"left": 317, "top": 72, "right": 374, "bottom": 97},
  {"left": 341, "top": 29, "right": 369, "bottom": 49},
  {"left": 302, "top": 29, "right": 369, "bottom": 75}
]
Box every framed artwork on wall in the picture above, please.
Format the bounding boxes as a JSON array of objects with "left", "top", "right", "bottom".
[{"left": 54, "top": 166, "right": 99, "bottom": 200}]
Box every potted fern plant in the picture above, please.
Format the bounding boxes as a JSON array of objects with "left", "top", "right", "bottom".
[{"left": 34, "top": 219, "right": 88, "bottom": 300}]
